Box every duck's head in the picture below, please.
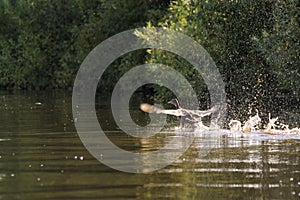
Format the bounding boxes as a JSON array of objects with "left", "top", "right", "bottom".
[{"left": 168, "top": 98, "right": 182, "bottom": 109}]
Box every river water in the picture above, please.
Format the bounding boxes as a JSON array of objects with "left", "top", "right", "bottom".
[{"left": 0, "top": 91, "right": 299, "bottom": 199}]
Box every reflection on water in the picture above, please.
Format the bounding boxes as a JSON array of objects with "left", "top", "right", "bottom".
[{"left": 0, "top": 91, "right": 299, "bottom": 199}]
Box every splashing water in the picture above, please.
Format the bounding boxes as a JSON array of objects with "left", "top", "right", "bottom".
[
  {"left": 228, "top": 111, "right": 261, "bottom": 132},
  {"left": 229, "top": 112, "right": 300, "bottom": 135},
  {"left": 242, "top": 111, "right": 261, "bottom": 132},
  {"left": 140, "top": 103, "right": 300, "bottom": 136},
  {"left": 228, "top": 120, "right": 242, "bottom": 132}
]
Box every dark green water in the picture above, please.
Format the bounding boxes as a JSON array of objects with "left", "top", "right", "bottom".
[{"left": 0, "top": 91, "right": 299, "bottom": 200}]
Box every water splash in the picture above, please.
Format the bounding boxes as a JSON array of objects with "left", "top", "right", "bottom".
[
  {"left": 229, "top": 111, "right": 261, "bottom": 132},
  {"left": 242, "top": 111, "right": 261, "bottom": 132},
  {"left": 140, "top": 102, "right": 300, "bottom": 136},
  {"left": 229, "top": 112, "right": 300, "bottom": 135},
  {"left": 228, "top": 120, "right": 242, "bottom": 132}
]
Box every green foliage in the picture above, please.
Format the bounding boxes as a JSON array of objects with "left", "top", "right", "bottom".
[
  {"left": 0, "top": 0, "right": 168, "bottom": 90},
  {"left": 0, "top": 0, "right": 298, "bottom": 122},
  {"left": 135, "top": 25, "right": 209, "bottom": 106},
  {"left": 136, "top": 0, "right": 299, "bottom": 120},
  {"left": 0, "top": 0, "right": 101, "bottom": 89},
  {"left": 252, "top": 0, "right": 300, "bottom": 97}
]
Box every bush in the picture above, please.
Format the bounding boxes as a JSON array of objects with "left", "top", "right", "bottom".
[{"left": 0, "top": 0, "right": 168, "bottom": 90}]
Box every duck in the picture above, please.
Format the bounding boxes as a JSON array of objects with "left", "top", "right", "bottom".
[{"left": 140, "top": 98, "right": 217, "bottom": 129}]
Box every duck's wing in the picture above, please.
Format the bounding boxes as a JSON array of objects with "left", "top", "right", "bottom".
[
  {"left": 140, "top": 103, "right": 216, "bottom": 117},
  {"left": 159, "top": 109, "right": 184, "bottom": 116},
  {"left": 140, "top": 103, "right": 184, "bottom": 116}
]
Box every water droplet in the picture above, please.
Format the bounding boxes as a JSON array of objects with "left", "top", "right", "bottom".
[
  {"left": 80, "top": 156, "right": 84, "bottom": 160},
  {"left": 28, "top": 165, "right": 31, "bottom": 168},
  {"left": 11, "top": 173, "right": 15, "bottom": 177},
  {"left": 74, "top": 156, "right": 78, "bottom": 160},
  {"left": 40, "top": 164, "right": 44, "bottom": 167},
  {"left": 290, "top": 177, "right": 294, "bottom": 181},
  {"left": 61, "top": 170, "right": 64, "bottom": 173},
  {"left": 37, "top": 177, "right": 41, "bottom": 182}
]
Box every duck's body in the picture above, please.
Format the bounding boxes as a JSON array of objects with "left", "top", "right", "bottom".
[{"left": 140, "top": 98, "right": 217, "bottom": 129}]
